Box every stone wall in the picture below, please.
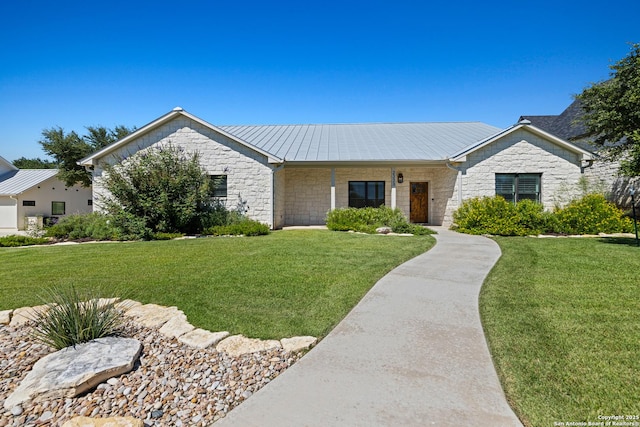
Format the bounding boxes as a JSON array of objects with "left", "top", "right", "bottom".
[
  {"left": 92, "top": 117, "right": 276, "bottom": 227},
  {"left": 283, "top": 168, "right": 331, "bottom": 225}
]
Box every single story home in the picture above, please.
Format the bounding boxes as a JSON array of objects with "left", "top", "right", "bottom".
[
  {"left": 0, "top": 156, "right": 93, "bottom": 231},
  {"left": 79, "top": 107, "right": 596, "bottom": 229}
]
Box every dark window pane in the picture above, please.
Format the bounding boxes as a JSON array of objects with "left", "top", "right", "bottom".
[
  {"left": 22, "top": 200, "right": 36, "bottom": 207},
  {"left": 210, "top": 175, "right": 228, "bottom": 198},
  {"left": 349, "top": 181, "right": 385, "bottom": 208},
  {"left": 51, "top": 201, "right": 65, "bottom": 215}
]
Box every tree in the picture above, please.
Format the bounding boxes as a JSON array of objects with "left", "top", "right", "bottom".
[
  {"left": 39, "top": 125, "right": 134, "bottom": 187},
  {"left": 11, "top": 157, "right": 57, "bottom": 169},
  {"left": 100, "top": 145, "right": 218, "bottom": 237},
  {"left": 576, "top": 42, "right": 640, "bottom": 176}
]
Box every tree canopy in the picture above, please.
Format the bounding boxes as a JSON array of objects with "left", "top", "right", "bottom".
[
  {"left": 39, "top": 125, "right": 134, "bottom": 187},
  {"left": 576, "top": 43, "right": 640, "bottom": 176},
  {"left": 11, "top": 157, "right": 57, "bottom": 169}
]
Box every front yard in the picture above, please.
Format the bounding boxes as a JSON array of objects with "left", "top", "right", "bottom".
[
  {"left": 0, "top": 230, "right": 434, "bottom": 339},
  {"left": 481, "top": 236, "right": 640, "bottom": 426}
]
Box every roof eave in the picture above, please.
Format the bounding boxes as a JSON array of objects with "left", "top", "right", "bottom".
[{"left": 78, "top": 108, "right": 284, "bottom": 167}]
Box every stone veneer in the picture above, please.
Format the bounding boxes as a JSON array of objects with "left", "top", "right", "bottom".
[{"left": 91, "top": 116, "right": 276, "bottom": 227}]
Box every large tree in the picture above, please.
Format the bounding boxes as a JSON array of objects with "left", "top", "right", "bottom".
[
  {"left": 39, "top": 125, "right": 134, "bottom": 187},
  {"left": 576, "top": 43, "right": 640, "bottom": 176}
]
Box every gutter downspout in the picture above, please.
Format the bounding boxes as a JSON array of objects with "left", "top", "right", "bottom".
[
  {"left": 445, "top": 161, "right": 463, "bottom": 206},
  {"left": 271, "top": 163, "right": 285, "bottom": 229}
]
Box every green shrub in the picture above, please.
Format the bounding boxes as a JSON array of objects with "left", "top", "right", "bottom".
[
  {"left": 30, "top": 286, "right": 125, "bottom": 350},
  {"left": 453, "top": 194, "right": 634, "bottom": 236},
  {"left": 0, "top": 235, "right": 49, "bottom": 247},
  {"left": 205, "top": 218, "right": 270, "bottom": 236},
  {"left": 45, "top": 212, "right": 119, "bottom": 240},
  {"left": 390, "top": 221, "right": 435, "bottom": 235},
  {"left": 326, "top": 206, "right": 408, "bottom": 233},
  {"left": 452, "top": 196, "right": 533, "bottom": 236},
  {"left": 554, "top": 193, "right": 633, "bottom": 234}
]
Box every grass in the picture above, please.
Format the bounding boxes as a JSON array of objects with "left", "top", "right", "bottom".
[
  {"left": 0, "top": 230, "right": 434, "bottom": 339},
  {"left": 481, "top": 236, "right": 640, "bottom": 427}
]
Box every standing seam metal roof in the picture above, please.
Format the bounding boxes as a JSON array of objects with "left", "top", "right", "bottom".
[
  {"left": 0, "top": 169, "right": 59, "bottom": 195},
  {"left": 218, "top": 122, "right": 502, "bottom": 162}
]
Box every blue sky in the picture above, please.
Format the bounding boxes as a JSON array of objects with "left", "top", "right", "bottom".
[{"left": 1, "top": 0, "right": 638, "bottom": 162}]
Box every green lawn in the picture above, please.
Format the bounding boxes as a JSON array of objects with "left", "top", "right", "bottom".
[
  {"left": 481, "top": 237, "right": 640, "bottom": 427},
  {"left": 0, "top": 230, "right": 434, "bottom": 339}
]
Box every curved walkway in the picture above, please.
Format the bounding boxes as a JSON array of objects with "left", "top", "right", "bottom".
[{"left": 215, "top": 227, "right": 523, "bottom": 426}]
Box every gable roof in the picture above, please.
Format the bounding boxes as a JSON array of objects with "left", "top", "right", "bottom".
[
  {"left": 449, "top": 120, "right": 595, "bottom": 162},
  {"left": 0, "top": 155, "right": 18, "bottom": 174},
  {"left": 79, "top": 107, "right": 283, "bottom": 166},
  {"left": 219, "top": 122, "right": 502, "bottom": 162},
  {"left": 80, "top": 108, "right": 502, "bottom": 165},
  {"left": 520, "top": 99, "right": 593, "bottom": 151},
  {"left": 0, "top": 169, "right": 60, "bottom": 196}
]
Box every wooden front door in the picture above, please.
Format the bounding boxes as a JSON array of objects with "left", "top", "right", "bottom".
[{"left": 410, "top": 182, "right": 428, "bottom": 223}]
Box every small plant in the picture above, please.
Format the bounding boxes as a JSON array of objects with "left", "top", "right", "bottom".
[
  {"left": 152, "top": 232, "right": 184, "bottom": 240},
  {"left": 30, "top": 286, "right": 125, "bottom": 350},
  {"left": 0, "top": 235, "right": 49, "bottom": 247}
]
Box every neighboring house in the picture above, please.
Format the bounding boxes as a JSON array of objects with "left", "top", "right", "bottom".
[
  {"left": 79, "top": 107, "right": 596, "bottom": 228},
  {"left": 521, "top": 100, "right": 637, "bottom": 208},
  {"left": 0, "top": 156, "right": 93, "bottom": 230}
]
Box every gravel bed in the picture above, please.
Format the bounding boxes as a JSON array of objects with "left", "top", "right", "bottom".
[{"left": 0, "top": 321, "right": 301, "bottom": 426}]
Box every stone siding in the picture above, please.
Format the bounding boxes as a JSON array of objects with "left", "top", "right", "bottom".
[
  {"left": 92, "top": 117, "right": 275, "bottom": 227},
  {"left": 284, "top": 168, "right": 331, "bottom": 225}
]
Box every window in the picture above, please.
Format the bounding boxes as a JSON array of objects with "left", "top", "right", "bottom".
[
  {"left": 51, "top": 201, "right": 66, "bottom": 215},
  {"left": 349, "top": 181, "right": 385, "bottom": 208},
  {"left": 496, "top": 174, "right": 541, "bottom": 203},
  {"left": 88, "top": 199, "right": 93, "bottom": 206},
  {"left": 22, "top": 200, "right": 36, "bottom": 207},
  {"left": 210, "top": 175, "right": 228, "bottom": 198}
]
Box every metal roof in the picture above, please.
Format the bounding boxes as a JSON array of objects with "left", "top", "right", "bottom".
[
  {"left": 0, "top": 169, "right": 59, "bottom": 195},
  {"left": 219, "top": 122, "right": 502, "bottom": 162}
]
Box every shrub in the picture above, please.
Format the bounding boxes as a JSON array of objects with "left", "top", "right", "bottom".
[
  {"left": 554, "top": 193, "right": 633, "bottom": 234},
  {"left": 452, "top": 196, "right": 532, "bottom": 236},
  {"left": 0, "top": 235, "right": 49, "bottom": 247},
  {"left": 390, "top": 221, "right": 435, "bottom": 235},
  {"left": 205, "top": 218, "right": 270, "bottom": 236},
  {"left": 452, "top": 194, "right": 634, "bottom": 236},
  {"left": 326, "top": 206, "right": 407, "bottom": 233},
  {"left": 101, "top": 145, "right": 218, "bottom": 235},
  {"left": 30, "top": 286, "right": 125, "bottom": 350},
  {"left": 45, "top": 212, "right": 119, "bottom": 240}
]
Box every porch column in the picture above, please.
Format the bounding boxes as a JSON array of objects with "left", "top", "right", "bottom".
[
  {"left": 391, "top": 168, "right": 397, "bottom": 209},
  {"left": 330, "top": 168, "right": 336, "bottom": 210}
]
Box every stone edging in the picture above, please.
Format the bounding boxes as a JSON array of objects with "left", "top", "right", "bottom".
[{"left": 0, "top": 299, "right": 317, "bottom": 357}]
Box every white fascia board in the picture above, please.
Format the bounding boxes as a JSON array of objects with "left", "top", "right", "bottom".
[
  {"left": 78, "top": 108, "right": 284, "bottom": 167},
  {"left": 449, "top": 124, "right": 596, "bottom": 162},
  {"left": 0, "top": 155, "right": 18, "bottom": 171}
]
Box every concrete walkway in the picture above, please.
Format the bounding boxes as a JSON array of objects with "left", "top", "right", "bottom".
[{"left": 216, "top": 227, "right": 523, "bottom": 426}]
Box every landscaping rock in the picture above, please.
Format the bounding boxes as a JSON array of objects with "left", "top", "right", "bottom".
[
  {"left": 217, "top": 335, "right": 282, "bottom": 357},
  {"left": 375, "top": 226, "right": 392, "bottom": 234},
  {"left": 61, "top": 416, "right": 144, "bottom": 427},
  {"left": 3, "top": 337, "right": 141, "bottom": 410},
  {"left": 123, "top": 304, "right": 182, "bottom": 328},
  {"left": 178, "top": 329, "right": 229, "bottom": 349},
  {"left": 0, "top": 310, "right": 11, "bottom": 325},
  {"left": 114, "top": 299, "right": 141, "bottom": 311},
  {"left": 158, "top": 315, "right": 195, "bottom": 338},
  {"left": 9, "top": 305, "right": 49, "bottom": 327},
  {"left": 280, "top": 336, "right": 317, "bottom": 353}
]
